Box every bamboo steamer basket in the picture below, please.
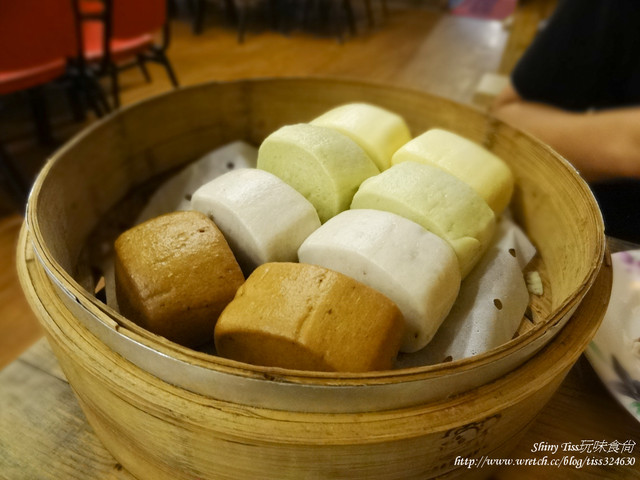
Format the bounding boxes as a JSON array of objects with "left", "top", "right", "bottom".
[
  {"left": 17, "top": 224, "right": 612, "bottom": 480},
  {"left": 18, "top": 78, "right": 609, "bottom": 478}
]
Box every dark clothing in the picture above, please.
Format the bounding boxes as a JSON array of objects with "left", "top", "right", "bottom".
[
  {"left": 511, "top": 0, "right": 640, "bottom": 243},
  {"left": 589, "top": 179, "right": 640, "bottom": 243},
  {"left": 512, "top": 0, "right": 640, "bottom": 112}
]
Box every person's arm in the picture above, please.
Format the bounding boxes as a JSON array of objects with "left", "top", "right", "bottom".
[{"left": 491, "top": 83, "right": 640, "bottom": 182}]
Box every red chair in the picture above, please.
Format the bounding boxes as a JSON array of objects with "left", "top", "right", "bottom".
[
  {"left": 0, "top": 0, "right": 108, "bottom": 207},
  {"left": 1, "top": 0, "right": 81, "bottom": 145},
  {"left": 79, "top": 0, "right": 105, "bottom": 14},
  {"left": 79, "top": 0, "right": 180, "bottom": 108}
]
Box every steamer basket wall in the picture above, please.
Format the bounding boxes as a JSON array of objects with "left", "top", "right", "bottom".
[{"left": 18, "top": 78, "right": 609, "bottom": 479}]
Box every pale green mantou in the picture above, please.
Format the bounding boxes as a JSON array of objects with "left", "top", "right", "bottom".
[
  {"left": 392, "top": 128, "right": 514, "bottom": 214},
  {"left": 257, "top": 124, "right": 379, "bottom": 223},
  {"left": 351, "top": 161, "right": 496, "bottom": 277},
  {"left": 310, "top": 103, "right": 412, "bottom": 171}
]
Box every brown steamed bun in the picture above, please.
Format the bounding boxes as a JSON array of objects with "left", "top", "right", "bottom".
[
  {"left": 114, "top": 210, "right": 244, "bottom": 348},
  {"left": 214, "top": 262, "right": 404, "bottom": 372}
]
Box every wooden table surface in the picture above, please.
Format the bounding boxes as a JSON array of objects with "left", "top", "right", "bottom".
[{"left": 1, "top": 338, "right": 639, "bottom": 480}]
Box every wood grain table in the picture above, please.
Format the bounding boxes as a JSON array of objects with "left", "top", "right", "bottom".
[
  {"left": 1, "top": 331, "right": 639, "bottom": 479},
  {"left": 1, "top": 240, "right": 639, "bottom": 479}
]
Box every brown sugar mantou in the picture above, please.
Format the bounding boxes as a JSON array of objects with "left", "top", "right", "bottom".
[
  {"left": 114, "top": 211, "right": 244, "bottom": 348},
  {"left": 214, "top": 262, "right": 404, "bottom": 372}
]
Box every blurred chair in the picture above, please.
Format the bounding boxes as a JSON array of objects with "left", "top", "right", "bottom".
[
  {"left": 78, "top": 0, "right": 106, "bottom": 14},
  {"left": 189, "top": 0, "right": 283, "bottom": 44},
  {"left": 279, "top": 0, "right": 357, "bottom": 43},
  {"left": 0, "top": 142, "right": 30, "bottom": 211},
  {"left": 0, "top": 0, "right": 109, "bottom": 208},
  {"left": 79, "top": 0, "right": 180, "bottom": 108},
  {"left": 0, "top": 0, "right": 107, "bottom": 146},
  {"left": 189, "top": 0, "right": 239, "bottom": 35},
  {"left": 235, "top": 0, "right": 280, "bottom": 43}
]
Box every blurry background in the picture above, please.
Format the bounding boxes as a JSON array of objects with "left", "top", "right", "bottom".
[{"left": 0, "top": 0, "right": 556, "bottom": 366}]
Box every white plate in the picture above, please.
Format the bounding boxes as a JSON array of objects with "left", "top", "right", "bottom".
[{"left": 586, "top": 250, "right": 640, "bottom": 422}]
